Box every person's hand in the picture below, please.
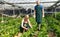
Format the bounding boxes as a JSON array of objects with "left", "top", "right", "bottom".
[
  {"left": 25, "top": 28, "right": 28, "bottom": 30},
  {"left": 43, "top": 15, "right": 44, "bottom": 18},
  {"left": 33, "top": 15, "right": 35, "bottom": 18}
]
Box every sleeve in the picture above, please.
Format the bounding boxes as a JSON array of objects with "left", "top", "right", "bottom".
[
  {"left": 34, "top": 6, "right": 36, "bottom": 10},
  {"left": 41, "top": 5, "right": 44, "bottom": 9}
]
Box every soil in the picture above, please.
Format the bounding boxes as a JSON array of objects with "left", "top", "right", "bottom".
[
  {"left": 48, "top": 32, "right": 56, "bottom": 37},
  {"left": 14, "top": 32, "right": 22, "bottom": 37}
]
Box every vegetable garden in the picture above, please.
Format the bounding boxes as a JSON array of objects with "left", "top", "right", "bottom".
[{"left": 0, "top": 12, "right": 60, "bottom": 37}]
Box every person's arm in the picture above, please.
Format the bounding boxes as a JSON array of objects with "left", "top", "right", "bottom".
[
  {"left": 42, "top": 7, "right": 44, "bottom": 17},
  {"left": 34, "top": 6, "right": 36, "bottom": 18},
  {"left": 28, "top": 19, "right": 32, "bottom": 28},
  {"left": 21, "top": 18, "right": 28, "bottom": 30},
  {"left": 34, "top": 9, "right": 36, "bottom": 18}
]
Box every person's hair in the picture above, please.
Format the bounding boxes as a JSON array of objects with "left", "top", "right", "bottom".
[
  {"left": 36, "top": 0, "right": 40, "bottom": 5},
  {"left": 25, "top": 15, "right": 29, "bottom": 18}
]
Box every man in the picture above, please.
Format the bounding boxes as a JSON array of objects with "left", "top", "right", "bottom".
[{"left": 34, "top": 0, "right": 44, "bottom": 30}]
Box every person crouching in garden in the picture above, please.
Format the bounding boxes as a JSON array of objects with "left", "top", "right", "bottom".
[{"left": 20, "top": 15, "right": 32, "bottom": 33}]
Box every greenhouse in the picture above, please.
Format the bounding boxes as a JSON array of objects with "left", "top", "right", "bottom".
[{"left": 0, "top": 0, "right": 60, "bottom": 37}]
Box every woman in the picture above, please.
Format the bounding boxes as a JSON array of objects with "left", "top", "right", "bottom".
[{"left": 20, "top": 15, "right": 32, "bottom": 33}]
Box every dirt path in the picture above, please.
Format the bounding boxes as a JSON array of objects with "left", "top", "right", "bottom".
[
  {"left": 14, "top": 30, "right": 39, "bottom": 37},
  {"left": 32, "top": 31, "right": 39, "bottom": 37},
  {"left": 14, "top": 32, "right": 22, "bottom": 37},
  {"left": 48, "top": 32, "right": 56, "bottom": 37}
]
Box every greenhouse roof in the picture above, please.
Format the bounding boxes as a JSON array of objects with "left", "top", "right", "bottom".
[{"left": 0, "top": 0, "right": 59, "bottom": 9}]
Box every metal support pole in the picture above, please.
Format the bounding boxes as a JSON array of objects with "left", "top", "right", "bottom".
[
  {"left": 52, "top": 9, "right": 53, "bottom": 17},
  {"left": 19, "top": 9, "right": 20, "bottom": 15},
  {"left": 31, "top": 9, "right": 32, "bottom": 15},
  {"left": 1, "top": 5, "right": 4, "bottom": 23},
  {"left": 13, "top": 7, "right": 16, "bottom": 18},
  {"left": 2, "top": 12, "right": 3, "bottom": 22},
  {"left": 18, "top": 9, "right": 21, "bottom": 18},
  {"left": 13, "top": 7, "right": 15, "bottom": 16},
  {"left": 55, "top": 8, "right": 56, "bottom": 18}
]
